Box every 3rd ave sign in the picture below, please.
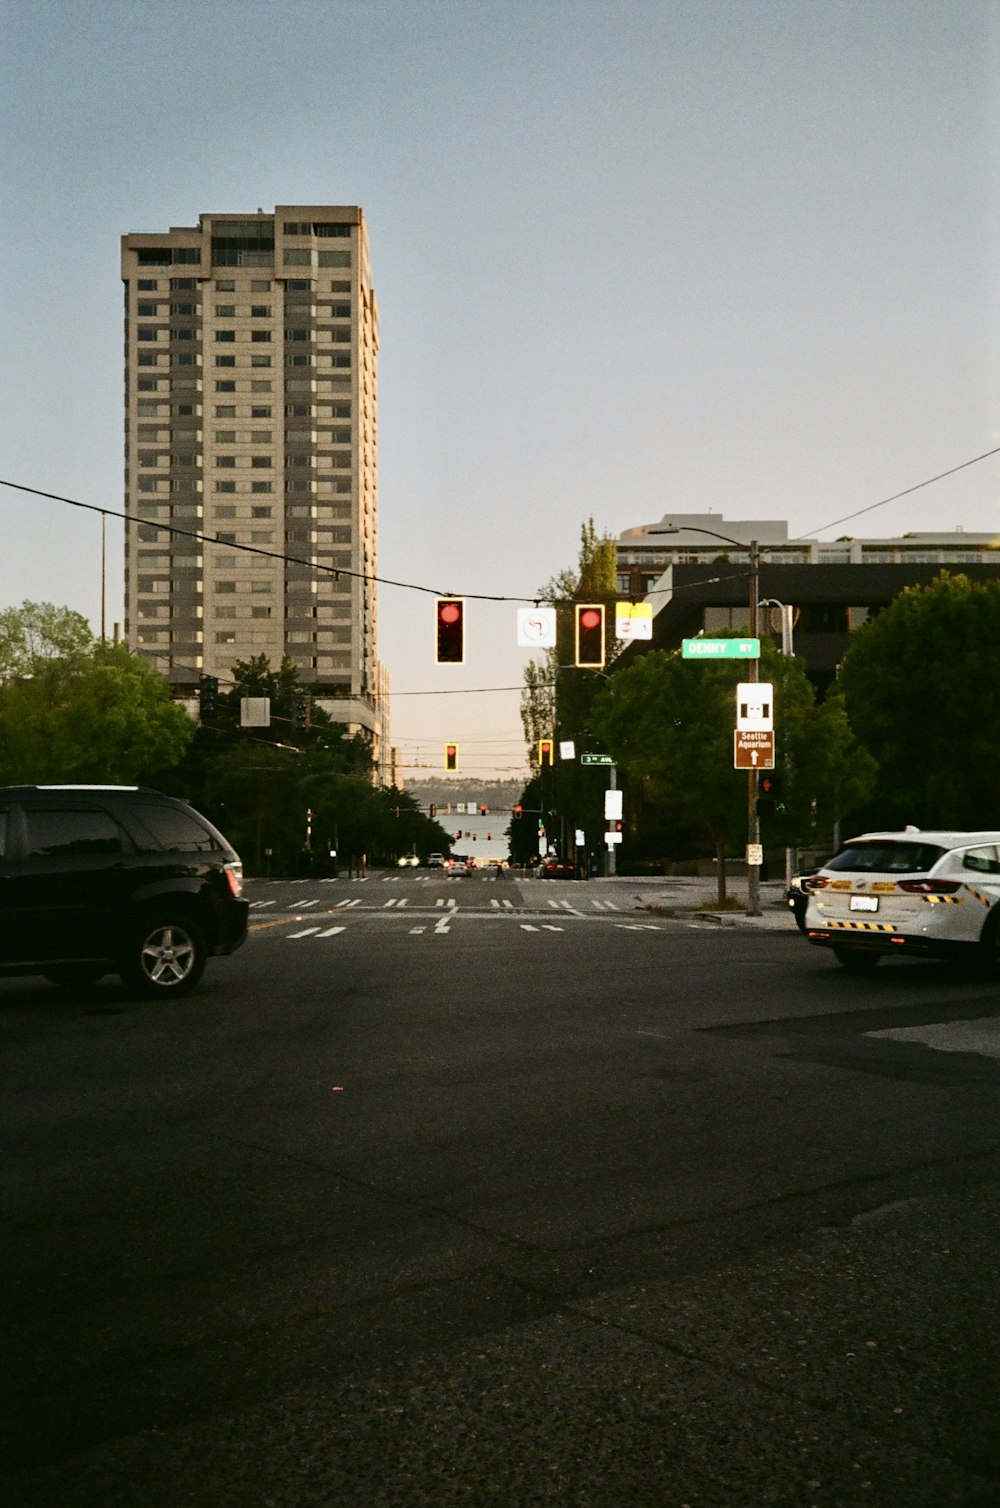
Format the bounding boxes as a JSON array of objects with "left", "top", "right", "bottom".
[{"left": 734, "top": 730, "right": 775, "bottom": 769}]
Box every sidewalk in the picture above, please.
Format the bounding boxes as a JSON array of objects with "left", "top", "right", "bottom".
[{"left": 592, "top": 874, "right": 798, "bottom": 929}]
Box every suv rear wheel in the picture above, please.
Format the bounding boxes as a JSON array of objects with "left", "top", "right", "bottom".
[{"left": 121, "top": 913, "right": 207, "bottom": 998}]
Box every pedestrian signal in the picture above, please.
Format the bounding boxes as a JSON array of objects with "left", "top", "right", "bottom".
[
  {"left": 445, "top": 743, "right": 459, "bottom": 772},
  {"left": 435, "top": 598, "right": 465, "bottom": 663},
  {"left": 538, "top": 738, "right": 554, "bottom": 767},
  {"left": 574, "top": 604, "right": 605, "bottom": 668}
]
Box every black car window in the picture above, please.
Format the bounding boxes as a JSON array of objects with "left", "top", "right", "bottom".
[
  {"left": 963, "top": 846, "right": 1000, "bottom": 874},
  {"left": 826, "top": 841, "right": 946, "bottom": 874},
  {"left": 24, "top": 808, "right": 127, "bottom": 858},
  {"left": 127, "top": 803, "right": 220, "bottom": 853}
]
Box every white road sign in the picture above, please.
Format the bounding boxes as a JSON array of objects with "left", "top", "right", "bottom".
[
  {"left": 736, "top": 682, "right": 773, "bottom": 731},
  {"left": 517, "top": 606, "right": 557, "bottom": 647}
]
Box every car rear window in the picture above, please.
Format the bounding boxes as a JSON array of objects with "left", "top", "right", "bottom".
[
  {"left": 826, "top": 841, "right": 946, "bottom": 874},
  {"left": 24, "top": 808, "right": 127, "bottom": 858},
  {"left": 126, "top": 803, "right": 221, "bottom": 853}
]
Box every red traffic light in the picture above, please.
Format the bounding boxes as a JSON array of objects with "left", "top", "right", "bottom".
[
  {"left": 436, "top": 598, "right": 465, "bottom": 663},
  {"left": 574, "top": 603, "right": 605, "bottom": 668},
  {"left": 444, "top": 743, "right": 459, "bottom": 772}
]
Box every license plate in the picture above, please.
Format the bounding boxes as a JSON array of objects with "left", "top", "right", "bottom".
[{"left": 850, "top": 895, "right": 879, "bottom": 912}]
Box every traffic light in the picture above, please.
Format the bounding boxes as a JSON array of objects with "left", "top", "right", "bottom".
[
  {"left": 429, "top": 803, "right": 437, "bottom": 818},
  {"left": 445, "top": 743, "right": 459, "bottom": 772},
  {"left": 538, "top": 738, "right": 554, "bottom": 767},
  {"left": 198, "top": 674, "right": 219, "bottom": 721},
  {"left": 574, "top": 603, "right": 605, "bottom": 668},
  {"left": 293, "top": 691, "right": 310, "bottom": 730},
  {"left": 435, "top": 598, "right": 465, "bottom": 663},
  {"left": 756, "top": 771, "right": 782, "bottom": 818}
]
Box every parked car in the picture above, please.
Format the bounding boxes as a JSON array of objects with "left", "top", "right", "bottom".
[
  {"left": 803, "top": 828, "right": 1000, "bottom": 972},
  {"left": 0, "top": 785, "right": 249, "bottom": 997}
]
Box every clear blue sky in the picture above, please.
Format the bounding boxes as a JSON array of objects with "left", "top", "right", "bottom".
[{"left": 2, "top": 0, "right": 998, "bottom": 780}]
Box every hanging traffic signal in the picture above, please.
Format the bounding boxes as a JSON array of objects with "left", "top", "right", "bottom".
[
  {"left": 293, "top": 692, "right": 310, "bottom": 729},
  {"left": 445, "top": 743, "right": 459, "bottom": 772},
  {"left": 198, "top": 674, "right": 219, "bottom": 721},
  {"left": 435, "top": 598, "right": 465, "bottom": 663},
  {"left": 574, "top": 603, "right": 605, "bottom": 668},
  {"left": 538, "top": 738, "right": 554, "bottom": 767}
]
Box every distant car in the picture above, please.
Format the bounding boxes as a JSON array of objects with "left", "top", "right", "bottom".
[
  {"left": 427, "top": 852, "right": 445, "bottom": 868},
  {"left": 786, "top": 865, "right": 823, "bottom": 932},
  {"left": 447, "top": 856, "right": 472, "bottom": 876},
  {"left": 397, "top": 853, "right": 419, "bottom": 868},
  {"left": 804, "top": 828, "right": 1000, "bottom": 972},
  {"left": 540, "top": 857, "right": 576, "bottom": 880},
  {"left": 0, "top": 784, "right": 248, "bottom": 997}
]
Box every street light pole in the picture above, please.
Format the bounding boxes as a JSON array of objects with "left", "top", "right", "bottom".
[{"left": 746, "top": 540, "right": 761, "bottom": 916}]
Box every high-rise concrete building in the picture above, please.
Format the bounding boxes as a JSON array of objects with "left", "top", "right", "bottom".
[{"left": 121, "top": 205, "right": 389, "bottom": 774}]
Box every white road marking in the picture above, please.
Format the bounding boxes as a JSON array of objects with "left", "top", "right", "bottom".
[
  {"left": 521, "top": 924, "right": 539, "bottom": 932},
  {"left": 288, "top": 927, "right": 321, "bottom": 938},
  {"left": 298, "top": 899, "right": 320, "bottom": 909},
  {"left": 541, "top": 924, "right": 564, "bottom": 932},
  {"left": 434, "top": 916, "right": 451, "bottom": 934},
  {"left": 315, "top": 926, "right": 346, "bottom": 938},
  {"left": 250, "top": 900, "right": 275, "bottom": 909}
]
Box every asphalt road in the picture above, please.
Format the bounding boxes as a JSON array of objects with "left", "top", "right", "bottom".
[{"left": 2, "top": 869, "right": 999, "bottom": 1506}]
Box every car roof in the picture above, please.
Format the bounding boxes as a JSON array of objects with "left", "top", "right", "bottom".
[{"left": 842, "top": 830, "right": 1000, "bottom": 849}]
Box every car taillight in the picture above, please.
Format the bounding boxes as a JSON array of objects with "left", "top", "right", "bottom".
[
  {"left": 805, "top": 876, "right": 828, "bottom": 891},
  {"left": 224, "top": 862, "right": 244, "bottom": 898},
  {"left": 897, "top": 879, "right": 961, "bottom": 894}
]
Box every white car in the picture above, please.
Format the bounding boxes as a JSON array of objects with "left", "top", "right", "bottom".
[
  {"left": 804, "top": 828, "right": 1000, "bottom": 973},
  {"left": 397, "top": 853, "right": 419, "bottom": 868}
]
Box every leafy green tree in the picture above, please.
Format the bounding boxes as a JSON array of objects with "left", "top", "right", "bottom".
[
  {"left": 0, "top": 601, "right": 93, "bottom": 679},
  {"left": 839, "top": 572, "right": 1000, "bottom": 828},
  {"left": 589, "top": 639, "right": 875, "bottom": 900},
  {"left": 0, "top": 641, "right": 194, "bottom": 783}
]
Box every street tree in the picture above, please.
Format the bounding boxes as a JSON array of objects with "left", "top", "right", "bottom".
[
  {"left": 589, "top": 640, "right": 875, "bottom": 901},
  {"left": 839, "top": 572, "right": 1000, "bottom": 828},
  {"left": 0, "top": 601, "right": 93, "bottom": 680},
  {"left": 0, "top": 640, "right": 194, "bottom": 784}
]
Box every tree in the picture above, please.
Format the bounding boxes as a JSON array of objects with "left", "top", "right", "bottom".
[
  {"left": 0, "top": 641, "right": 194, "bottom": 783},
  {"left": 0, "top": 601, "right": 93, "bottom": 680},
  {"left": 589, "top": 639, "right": 875, "bottom": 902},
  {"left": 839, "top": 572, "right": 1000, "bottom": 828}
]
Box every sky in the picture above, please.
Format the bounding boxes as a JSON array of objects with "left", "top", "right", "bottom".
[{"left": 2, "top": 0, "right": 999, "bottom": 782}]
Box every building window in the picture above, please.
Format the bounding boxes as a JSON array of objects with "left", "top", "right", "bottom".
[
  {"left": 215, "top": 505, "right": 237, "bottom": 518},
  {"left": 215, "top": 380, "right": 236, "bottom": 392},
  {"left": 171, "top": 277, "right": 196, "bottom": 290},
  {"left": 173, "top": 248, "right": 201, "bottom": 264},
  {"left": 138, "top": 279, "right": 158, "bottom": 291},
  {"left": 250, "top": 581, "right": 272, "bottom": 593},
  {"left": 285, "top": 279, "right": 313, "bottom": 290},
  {"left": 251, "top": 456, "right": 272, "bottom": 468},
  {"left": 215, "top": 430, "right": 236, "bottom": 443},
  {"left": 251, "top": 280, "right": 271, "bottom": 292},
  {"left": 251, "top": 506, "right": 273, "bottom": 517},
  {"left": 318, "top": 251, "right": 350, "bottom": 268},
  {"left": 251, "top": 381, "right": 272, "bottom": 392},
  {"left": 251, "top": 405, "right": 271, "bottom": 417},
  {"left": 250, "top": 355, "right": 272, "bottom": 367},
  {"left": 216, "top": 632, "right": 237, "bottom": 644},
  {"left": 216, "top": 280, "right": 236, "bottom": 291},
  {"left": 250, "top": 430, "right": 271, "bottom": 443},
  {"left": 251, "top": 605, "right": 272, "bottom": 617},
  {"left": 215, "top": 329, "right": 236, "bottom": 341},
  {"left": 215, "top": 355, "right": 236, "bottom": 367},
  {"left": 137, "top": 301, "right": 159, "bottom": 316},
  {"left": 215, "top": 581, "right": 237, "bottom": 594},
  {"left": 137, "top": 327, "right": 159, "bottom": 342},
  {"left": 251, "top": 482, "right": 273, "bottom": 494},
  {"left": 214, "top": 405, "right": 236, "bottom": 417},
  {"left": 251, "top": 305, "right": 271, "bottom": 318},
  {"left": 251, "top": 329, "right": 271, "bottom": 342},
  {"left": 314, "top": 223, "right": 350, "bottom": 237},
  {"left": 284, "top": 250, "right": 312, "bottom": 266},
  {"left": 286, "top": 354, "right": 311, "bottom": 367},
  {"left": 217, "top": 455, "right": 236, "bottom": 468}
]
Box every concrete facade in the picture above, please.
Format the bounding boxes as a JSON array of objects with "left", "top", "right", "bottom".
[{"left": 121, "top": 205, "right": 390, "bottom": 775}]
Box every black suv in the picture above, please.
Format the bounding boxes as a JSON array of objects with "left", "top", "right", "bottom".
[{"left": 0, "top": 786, "right": 249, "bottom": 998}]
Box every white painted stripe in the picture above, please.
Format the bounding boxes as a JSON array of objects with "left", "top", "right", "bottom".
[
  {"left": 521, "top": 924, "right": 539, "bottom": 932},
  {"left": 541, "top": 924, "right": 564, "bottom": 932},
  {"left": 288, "top": 927, "right": 321, "bottom": 938},
  {"left": 298, "top": 899, "right": 320, "bottom": 909},
  {"left": 250, "top": 900, "right": 275, "bottom": 909},
  {"left": 315, "top": 926, "right": 346, "bottom": 938}
]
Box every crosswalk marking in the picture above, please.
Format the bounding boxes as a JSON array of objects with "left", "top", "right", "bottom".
[
  {"left": 315, "top": 926, "right": 346, "bottom": 938},
  {"left": 335, "top": 898, "right": 361, "bottom": 909},
  {"left": 250, "top": 899, "right": 275, "bottom": 909},
  {"left": 541, "top": 924, "right": 564, "bottom": 932},
  {"left": 288, "top": 926, "right": 321, "bottom": 938},
  {"left": 434, "top": 916, "right": 450, "bottom": 934},
  {"left": 297, "top": 898, "right": 320, "bottom": 909},
  {"left": 521, "top": 924, "right": 539, "bottom": 932}
]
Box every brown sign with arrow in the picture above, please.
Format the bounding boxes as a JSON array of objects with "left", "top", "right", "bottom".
[{"left": 734, "top": 730, "right": 775, "bottom": 769}]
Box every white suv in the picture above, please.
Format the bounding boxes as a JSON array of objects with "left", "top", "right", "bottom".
[{"left": 804, "top": 829, "right": 1000, "bottom": 973}]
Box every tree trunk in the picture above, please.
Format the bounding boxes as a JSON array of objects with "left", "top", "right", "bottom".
[{"left": 715, "top": 838, "right": 727, "bottom": 905}]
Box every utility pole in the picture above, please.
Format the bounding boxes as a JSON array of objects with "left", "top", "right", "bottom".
[{"left": 746, "top": 540, "right": 762, "bottom": 916}]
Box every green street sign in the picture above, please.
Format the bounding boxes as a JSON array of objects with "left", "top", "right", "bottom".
[
  {"left": 682, "top": 637, "right": 760, "bottom": 660},
  {"left": 580, "top": 753, "right": 614, "bottom": 765}
]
